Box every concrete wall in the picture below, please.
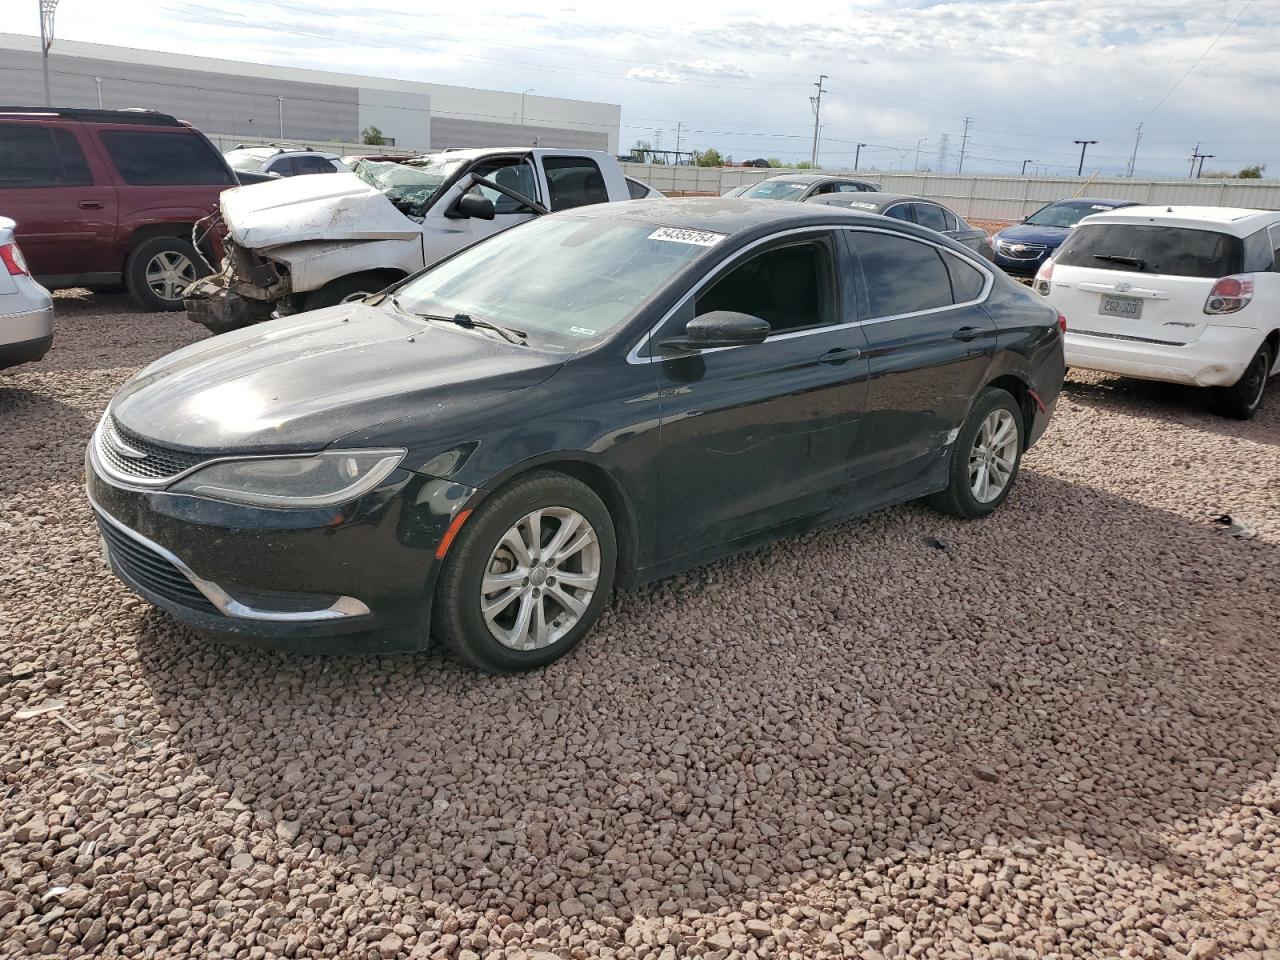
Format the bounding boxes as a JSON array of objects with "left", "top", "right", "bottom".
[
  {"left": 624, "top": 164, "right": 1280, "bottom": 220},
  {"left": 0, "top": 33, "right": 618, "bottom": 153}
]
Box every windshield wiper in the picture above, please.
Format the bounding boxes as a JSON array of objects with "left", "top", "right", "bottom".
[
  {"left": 1093, "top": 253, "right": 1146, "bottom": 270},
  {"left": 419, "top": 312, "right": 528, "bottom": 345}
]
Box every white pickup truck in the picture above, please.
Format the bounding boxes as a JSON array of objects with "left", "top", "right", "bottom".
[{"left": 184, "top": 148, "right": 658, "bottom": 333}]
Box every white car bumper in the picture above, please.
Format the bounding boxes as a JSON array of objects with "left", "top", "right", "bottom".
[{"left": 1064, "top": 325, "right": 1266, "bottom": 388}]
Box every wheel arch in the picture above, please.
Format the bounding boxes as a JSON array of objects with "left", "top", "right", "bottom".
[
  {"left": 120, "top": 223, "right": 197, "bottom": 272},
  {"left": 984, "top": 373, "right": 1035, "bottom": 449},
  {"left": 1264, "top": 329, "right": 1279, "bottom": 373},
  {"left": 465, "top": 454, "right": 641, "bottom": 591}
]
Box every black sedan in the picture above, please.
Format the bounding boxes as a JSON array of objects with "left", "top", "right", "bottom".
[
  {"left": 807, "top": 192, "right": 995, "bottom": 260},
  {"left": 86, "top": 199, "right": 1064, "bottom": 672},
  {"left": 737, "top": 174, "right": 880, "bottom": 201}
]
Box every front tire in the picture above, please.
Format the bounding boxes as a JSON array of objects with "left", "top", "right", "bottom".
[
  {"left": 929, "top": 387, "right": 1024, "bottom": 519},
  {"left": 125, "top": 236, "right": 202, "bottom": 312},
  {"left": 303, "top": 273, "right": 395, "bottom": 312},
  {"left": 433, "top": 471, "right": 617, "bottom": 673},
  {"left": 1214, "top": 342, "right": 1272, "bottom": 420}
]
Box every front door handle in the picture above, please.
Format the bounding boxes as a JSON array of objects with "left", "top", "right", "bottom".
[
  {"left": 77, "top": 200, "right": 104, "bottom": 210},
  {"left": 819, "top": 347, "right": 861, "bottom": 364},
  {"left": 952, "top": 326, "right": 982, "bottom": 342}
]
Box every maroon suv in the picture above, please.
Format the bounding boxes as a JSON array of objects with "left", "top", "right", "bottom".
[{"left": 0, "top": 107, "right": 240, "bottom": 311}]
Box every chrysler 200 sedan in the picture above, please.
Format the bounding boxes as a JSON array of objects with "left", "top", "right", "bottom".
[{"left": 87, "top": 199, "right": 1064, "bottom": 673}]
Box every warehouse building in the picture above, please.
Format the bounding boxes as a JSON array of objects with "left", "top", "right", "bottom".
[{"left": 0, "top": 32, "right": 621, "bottom": 153}]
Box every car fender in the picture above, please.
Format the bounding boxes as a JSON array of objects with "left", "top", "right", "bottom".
[{"left": 262, "top": 237, "right": 425, "bottom": 293}]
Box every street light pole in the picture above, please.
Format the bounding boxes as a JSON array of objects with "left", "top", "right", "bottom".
[
  {"left": 854, "top": 142, "right": 867, "bottom": 170},
  {"left": 1196, "top": 154, "right": 1214, "bottom": 178},
  {"left": 1021, "top": 159, "right": 1035, "bottom": 176},
  {"left": 39, "top": 0, "right": 59, "bottom": 108},
  {"left": 277, "top": 97, "right": 284, "bottom": 139},
  {"left": 95, "top": 76, "right": 103, "bottom": 109},
  {"left": 520, "top": 88, "right": 534, "bottom": 144},
  {"left": 914, "top": 137, "right": 927, "bottom": 171},
  {"left": 1073, "top": 139, "right": 1098, "bottom": 176}
]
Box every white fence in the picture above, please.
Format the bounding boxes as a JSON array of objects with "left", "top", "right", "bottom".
[
  {"left": 622, "top": 163, "right": 1280, "bottom": 222},
  {"left": 205, "top": 132, "right": 419, "bottom": 158}
]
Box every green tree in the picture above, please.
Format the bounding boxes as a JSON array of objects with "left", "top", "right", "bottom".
[
  {"left": 767, "top": 157, "right": 783, "bottom": 167},
  {"left": 1237, "top": 163, "right": 1265, "bottom": 179},
  {"left": 694, "top": 147, "right": 725, "bottom": 167},
  {"left": 794, "top": 160, "right": 820, "bottom": 170},
  {"left": 361, "top": 126, "right": 386, "bottom": 146}
]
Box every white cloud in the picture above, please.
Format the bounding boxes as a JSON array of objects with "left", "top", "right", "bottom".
[{"left": 625, "top": 66, "right": 684, "bottom": 85}]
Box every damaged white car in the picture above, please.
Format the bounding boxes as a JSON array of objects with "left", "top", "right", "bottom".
[{"left": 184, "top": 148, "right": 646, "bottom": 333}]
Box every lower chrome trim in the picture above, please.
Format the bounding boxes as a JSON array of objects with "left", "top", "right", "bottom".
[
  {"left": 1070, "top": 329, "right": 1188, "bottom": 347},
  {"left": 87, "top": 490, "right": 370, "bottom": 622}
]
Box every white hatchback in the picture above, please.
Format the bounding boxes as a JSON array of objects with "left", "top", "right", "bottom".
[{"left": 1036, "top": 206, "right": 1280, "bottom": 418}]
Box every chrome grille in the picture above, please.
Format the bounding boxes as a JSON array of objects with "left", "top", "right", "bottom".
[
  {"left": 997, "top": 241, "right": 1047, "bottom": 260},
  {"left": 98, "top": 416, "right": 208, "bottom": 483}
]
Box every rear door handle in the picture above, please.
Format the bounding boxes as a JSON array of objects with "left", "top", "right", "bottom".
[
  {"left": 952, "top": 326, "right": 982, "bottom": 342},
  {"left": 818, "top": 347, "right": 861, "bottom": 364},
  {"left": 77, "top": 200, "right": 104, "bottom": 210}
]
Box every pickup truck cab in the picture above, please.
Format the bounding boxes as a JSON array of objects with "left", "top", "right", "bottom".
[
  {"left": 0, "top": 107, "right": 238, "bottom": 311},
  {"left": 184, "top": 148, "right": 640, "bottom": 332}
]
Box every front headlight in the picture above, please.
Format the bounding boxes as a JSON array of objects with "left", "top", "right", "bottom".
[{"left": 169, "top": 449, "right": 406, "bottom": 508}]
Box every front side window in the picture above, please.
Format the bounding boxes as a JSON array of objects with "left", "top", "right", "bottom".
[
  {"left": 266, "top": 157, "right": 296, "bottom": 176},
  {"left": 392, "top": 216, "right": 710, "bottom": 350},
  {"left": 740, "top": 180, "right": 808, "bottom": 201},
  {"left": 1055, "top": 223, "right": 1241, "bottom": 278},
  {"left": 543, "top": 156, "right": 609, "bottom": 210},
  {"left": 849, "top": 232, "right": 953, "bottom": 319},
  {"left": 100, "top": 131, "right": 233, "bottom": 186},
  {"left": 693, "top": 239, "right": 835, "bottom": 336},
  {"left": 467, "top": 158, "right": 538, "bottom": 214},
  {"left": 0, "top": 125, "right": 93, "bottom": 187}
]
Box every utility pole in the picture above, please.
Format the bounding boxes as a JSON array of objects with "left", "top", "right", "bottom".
[
  {"left": 853, "top": 142, "right": 866, "bottom": 170},
  {"left": 936, "top": 133, "right": 950, "bottom": 173},
  {"left": 1126, "top": 122, "right": 1143, "bottom": 177},
  {"left": 1073, "top": 139, "right": 1098, "bottom": 176},
  {"left": 39, "top": 0, "right": 59, "bottom": 108},
  {"left": 809, "top": 75, "right": 828, "bottom": 168},
  {"left": 1188, "top": 143, "right": 1203, "bottom": 178},
  {"left": 914, "top": 137, "right": 928, "bottom": 171},
  {"left": 1021, "top": 159, "right": 1035, "bottom": 176},
  {"left": 520, "top": 89, "right": 534, "bottom": 144},
  {"left": 277, "top": 97, "right": 284, "bottom": 139},
  {"left": 956, "top": 117, "right": 973, "bottom": 173},
  {"left": 674, "top": 121, "right": 682, "bottom": 165},
  {"left": 94, "top": 76, "right": 103, "bottom": 109},
  {"left": 1196, "top": 154, "right": 1214, "bottom": 178}
]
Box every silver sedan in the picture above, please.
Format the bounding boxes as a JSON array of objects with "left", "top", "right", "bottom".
[{"left": 0, "top": 216, "right": 54, "bottom": 370}]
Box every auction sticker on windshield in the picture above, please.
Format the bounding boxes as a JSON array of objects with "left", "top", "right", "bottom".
[{"left": 649, "top": 227, "right": 726, "bottom": 246}]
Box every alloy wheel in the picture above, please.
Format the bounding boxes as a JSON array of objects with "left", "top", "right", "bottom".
[
  {"left": 969, "top": 409, "right": 1019, "bottom": 503},
  {"left": 145, "top": 251, "right": 197, "bottom": 302},
  {"left": 480, "top": 507, "right": 601, "bottom": 651}
]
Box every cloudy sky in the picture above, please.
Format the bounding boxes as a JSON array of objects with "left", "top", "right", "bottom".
[{"left": 21, "top": 0, "right": 1279, "bottom": 177}]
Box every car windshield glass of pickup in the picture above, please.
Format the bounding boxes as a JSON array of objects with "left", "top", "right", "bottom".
[
  {"left": 1054, "top": 223, "right": 1240, "bottom": 278},
  {"left": 740, "top": 180, "right": 808, "bottom": 201},
  {"left": 391, "top": 216, "right": 714, "bottom": 350},
  {"left": 353, "top": 156, "right": 467, "bottom": 217},
  {"left": 1024, "top": 202, "right": 1112, "bottom": 228}
]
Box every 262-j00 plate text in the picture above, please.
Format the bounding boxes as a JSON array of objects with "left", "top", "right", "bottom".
[{"left": 1098, "top": 294, "right": 1143, "bottom": 319}]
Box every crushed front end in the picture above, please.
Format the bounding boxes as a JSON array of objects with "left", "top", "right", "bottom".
[{"left": 184, "top": 241, "right": 293, "bottom": 334}]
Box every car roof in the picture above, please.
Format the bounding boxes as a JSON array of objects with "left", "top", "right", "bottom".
[
  {"left": 0, "top": 106, "right": 185, "bottom": 127},
  {"left": 1076, "top": 205, "right": 1280, "bottom": 237},
  {"left": 1045, "top": 197, "right": 1135, "bottom": 207},
  {"left": 808, "top": 192, "right": 950, "bottom": 211}
]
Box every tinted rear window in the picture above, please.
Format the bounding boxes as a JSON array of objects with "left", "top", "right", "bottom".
[
  {"left": 849, "top": 232, "right": 953, "bottom": 318},
  {"left": 0, "top": 125, "right": 93, "bottom": 187},
  {"left": 99, "top": 130, "right": 233, "bottom": 186},
  {"left": 1055, "top": 223, "right": 1240, "bottom": 278}
]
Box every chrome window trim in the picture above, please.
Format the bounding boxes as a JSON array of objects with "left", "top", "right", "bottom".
[
  {"left": 88, "top": 489, "right": 370, "bottom": 622},
  {"left": 625, "top": 224, "right": 995, "bottom": 365}
]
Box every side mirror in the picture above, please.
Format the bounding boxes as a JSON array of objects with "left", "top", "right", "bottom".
[
  {"left": 659, "top": 311, "right": 770, "bottom": 352},
  {"left": 448, "top": 193, "right": 495, "bottom": 221}
]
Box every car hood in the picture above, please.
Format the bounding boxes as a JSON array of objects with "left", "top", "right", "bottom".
[
  {"left": 994, "top": 223, "right": 1071, "bottom": 247},
  {"left": 221, "top": 172, "right": 421, "bottom": 249},
  {"left": 109, "top": 304, "right": 565, "bottom": 453}
]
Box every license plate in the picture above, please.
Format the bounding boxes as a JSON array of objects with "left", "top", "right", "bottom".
[{"left": 1098, "top": 294, "right": 1143, "bottom": 319}]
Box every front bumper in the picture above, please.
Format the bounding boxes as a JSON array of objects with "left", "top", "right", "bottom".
[
  {"left": 86, "top": 446, "right": 476, "bottom": 652},
  {"left": 0, "top": 304, "right": 55, "bottom": 369},
  {"left": 1065, "top": 326, "right": 1265, "bottom": 388}
]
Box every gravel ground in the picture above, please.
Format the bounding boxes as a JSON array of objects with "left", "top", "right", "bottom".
[{"left": 2, "top": 292, "right": 1278, "bottom": 960}]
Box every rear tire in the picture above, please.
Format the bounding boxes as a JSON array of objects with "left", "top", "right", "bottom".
[
  {"left": 303, "top": 273, "right": 396, "bottom": 312},
  {"left": 928, "top": 387, "right": 1024, "bottom": 519},
  {"left": 125, "top": 236, "right": 202, "bottom": 312},
  {"left": 433, "top": 471, "right": 617, "bottom": 674},
  {"left": 1214, "top": 342, "right": 1272, "bottom": 420}
]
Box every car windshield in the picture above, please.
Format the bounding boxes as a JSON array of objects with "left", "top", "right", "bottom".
[
  {"left": 390, "top": 216, "right": 714, "bottom": 350},
  {"left": 223, "top": 149, "right": 275, "bottom": 172},
  {"left": 1055, "top": 223, "right": 1241, "bottom": 278},
  {"left": 352, "top": 155, "right": 467, "bottom": 217},
  {"left": 1024, "top": 201, "right": 1116, "bottom": 228},
  {"left": 740, "top": 180, "right": 808, "bottom": 201}
]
